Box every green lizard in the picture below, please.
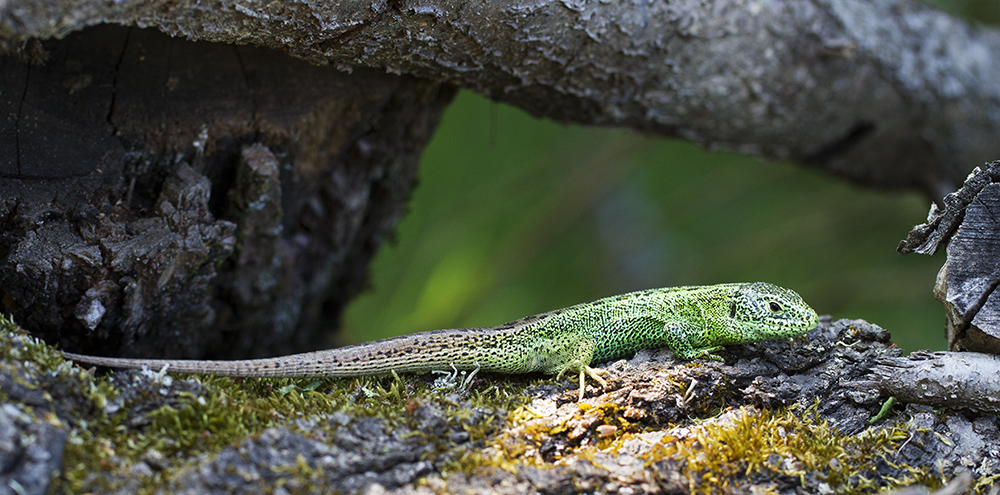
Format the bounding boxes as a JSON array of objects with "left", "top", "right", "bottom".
[{"left": 63, "top": 282, "right": 818, "bottom": 399}]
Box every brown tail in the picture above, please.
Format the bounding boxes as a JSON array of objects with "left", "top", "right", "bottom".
[{"left": 61, "top": 327, "right": 517, "bottom": 377}]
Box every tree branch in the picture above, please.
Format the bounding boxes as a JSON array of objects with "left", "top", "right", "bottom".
[{"left": 4, "top": 0, "right": 998, "bottom": 193}]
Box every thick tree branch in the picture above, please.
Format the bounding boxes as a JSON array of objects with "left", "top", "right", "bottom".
[{"left": 4, "top": 0, "right": 999, "bottom": 193}]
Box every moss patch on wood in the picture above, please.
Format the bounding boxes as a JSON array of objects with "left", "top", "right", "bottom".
[{"left": 1, "top": 315, "right": 997, "bottom": 494}]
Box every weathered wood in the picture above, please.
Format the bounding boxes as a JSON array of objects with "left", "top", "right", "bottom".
[
  {"left": 897, "top": 164, "right": 1000, "bottom": 256},
  {"left": 874, "top": 351, "right": 1000, "bottom": 414},
  {"left": 900, "top": 161, "right": 1000, "bottom": 354},
  {"left": 4, "top": 0, "right": 1000, "bottom": 193},
  {"left": 941, "top": 182, "right": 1000, "bottom": 353},
  {"left": 0, "top": 26, "right": 455, "bottom": 359}
]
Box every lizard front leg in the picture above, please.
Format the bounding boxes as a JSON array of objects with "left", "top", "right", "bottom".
[{"left": 663, "top": 322, "right": 725, "bottom": 361}]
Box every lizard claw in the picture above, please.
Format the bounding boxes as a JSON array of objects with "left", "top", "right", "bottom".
[
  {"left": 584, "top": 366, "right": 609, "bottom": 387},
  {"left": 577, "top": 366, "right": 610, "bottom": 400}
]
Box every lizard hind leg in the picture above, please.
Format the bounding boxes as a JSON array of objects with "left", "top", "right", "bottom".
[
  {"left": 548, "top": 336, "right": 606, "bottom": 400},
  {"left": 577, "top": 366, "right": 609, "bottom": 400}
]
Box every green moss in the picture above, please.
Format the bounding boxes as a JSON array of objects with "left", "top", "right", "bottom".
[
  {"left": 267, "top": 453, "right": 328, "bottom": 495},
  {"left": 0, "top": 316, "right": 119, "bottom": 492},
  {"left": 88, "top": 373, "right": 535, "bottom": 492},
  {"left": 0, "top": 315, "right": 539, "bottom": 493},
  {"left": 0, "top": 314, "right": 75, "bottom": 372}
]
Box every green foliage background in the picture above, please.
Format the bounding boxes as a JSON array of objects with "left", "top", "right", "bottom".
[{"left": 344, "top": 1, "right": 998, "bottom": 353}]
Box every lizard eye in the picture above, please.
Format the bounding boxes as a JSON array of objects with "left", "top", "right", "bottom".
[
  {"left": 769, "top": 302, "right": 782, "bottom": 312},
  {"left": 729, "top": 302, "right": 737, "bottom": 318}
]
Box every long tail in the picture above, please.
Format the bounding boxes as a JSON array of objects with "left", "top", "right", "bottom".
[{"left": 63, "top": 328, "right": 520, "bottom": 378}]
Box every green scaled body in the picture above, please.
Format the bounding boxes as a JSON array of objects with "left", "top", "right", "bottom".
[{"left": 63, "top": 282, "right": 818, "bottom": 397}]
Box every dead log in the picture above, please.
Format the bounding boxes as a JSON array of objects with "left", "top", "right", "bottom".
[{"left": 0, "top": 26, "right": 454, "bottom": 358}]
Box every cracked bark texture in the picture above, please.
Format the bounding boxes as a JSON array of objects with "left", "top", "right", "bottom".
[
  {"left": 899, "top": 161, "right": 1000, "bottom": 355},
  {"left": 0, "top": 26, "right": 455, "bottom": 358},
  {"left": 4, "top": 0, "right": 1000, "bottom": 194}
]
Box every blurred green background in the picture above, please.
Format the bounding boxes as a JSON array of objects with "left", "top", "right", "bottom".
[{"left": 343, "top": 0, "right": 998, "bottom": 354}]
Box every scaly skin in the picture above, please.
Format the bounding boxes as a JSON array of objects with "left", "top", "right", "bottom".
[{"left": 63, "top": 282, "right": 818, "bottom": 399}]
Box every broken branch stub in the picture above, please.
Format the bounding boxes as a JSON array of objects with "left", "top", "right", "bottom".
[
  {"left": 898, "top": 160, "right": 1000, "bottom": 354},
  {"left": 874, "top": 351, "right": 1000, "bottom": 414}
]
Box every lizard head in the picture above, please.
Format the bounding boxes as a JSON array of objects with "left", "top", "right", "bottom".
[{"left": 726, "top": 282, "right": 818, "bottom": 341}]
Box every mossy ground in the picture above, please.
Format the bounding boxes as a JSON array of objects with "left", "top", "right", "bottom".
[
  {"left": 0, "top": 315, "right": 538, "bottom": 493},
  {"left": 0, "top": 315, "right": 987, "bottom": 494}
]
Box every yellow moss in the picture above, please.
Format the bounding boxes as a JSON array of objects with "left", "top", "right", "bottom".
[
  {"left": 488, "top": 398, "right": 648, "bottom": 473},
  {"left": 977, "top": 473, "right": 1000, "bottom": 492},
  {"left": 638, "top": 405, "right": 938, "bottom": 494},
  {"left": 484, "top": 400, "right": 956, "bottom": 494}
]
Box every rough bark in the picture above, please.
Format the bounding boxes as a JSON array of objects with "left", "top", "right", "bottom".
[
  {"left": 875, "top": 351, "right": 1000, "bottom": 414},
  {"left": 4, "top": 0, "right": 1000, "bottom": 194},
  {"left": 0, "top": 26, "right": 455, "bottom": 358}
]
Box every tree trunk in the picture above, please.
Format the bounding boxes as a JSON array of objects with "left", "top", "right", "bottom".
[{"left": 0, "top": 25, "right": 454, "bottom": 358}]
